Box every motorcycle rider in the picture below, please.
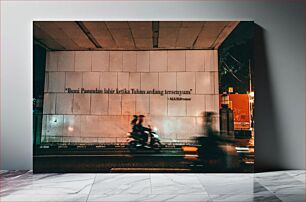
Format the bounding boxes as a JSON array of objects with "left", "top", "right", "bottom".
[
  {"left": 197, "top": 112, "right": 235, "bottom": 170},
  {"left": 130, "top": 115, "right": 140, "bottom": 141},
  {"left": 132, "top": 115, "right": 151, "bottom": 148},
  {"left": 130, "top": 115, "right": 138, "bottom": 127}
]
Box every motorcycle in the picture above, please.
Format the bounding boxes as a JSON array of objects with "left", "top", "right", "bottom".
[{"left": 127, "top": 126, "right": 162, "bottom": 153}]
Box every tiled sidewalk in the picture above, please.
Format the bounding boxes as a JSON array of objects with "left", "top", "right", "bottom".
[{"left": 0, "top": 170, "right": 305, "bottom": 202}]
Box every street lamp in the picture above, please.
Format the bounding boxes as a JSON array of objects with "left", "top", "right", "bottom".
[{"left": 248, "top": 91, "right": 254, "bottom": 129}]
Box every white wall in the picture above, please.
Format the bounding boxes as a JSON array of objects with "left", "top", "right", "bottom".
[
  {"left": 43, "top": 50, "right": 219, "bottom": 144},
  {"left": 1, "top": 0, "right": 304, "bottom": 170}
]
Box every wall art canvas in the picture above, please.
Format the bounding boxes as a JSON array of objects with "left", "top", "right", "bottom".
[{"left": 33, "top": 21, "right": 254, "bottom": 173}]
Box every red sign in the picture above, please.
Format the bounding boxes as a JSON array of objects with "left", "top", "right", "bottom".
[{"left": 220, "top": 94, "right": 250, "bottom": 129}]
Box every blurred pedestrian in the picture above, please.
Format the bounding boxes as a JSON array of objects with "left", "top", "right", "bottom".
[{"left": 197, "top": 112, "right": 227, "bottom": 169}]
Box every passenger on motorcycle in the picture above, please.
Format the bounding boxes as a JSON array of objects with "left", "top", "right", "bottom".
[{"left": 131, "top": 115, "right": 151, "bottom": 147}]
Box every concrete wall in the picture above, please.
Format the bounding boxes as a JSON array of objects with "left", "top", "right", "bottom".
[{"left": 42, "top": 50, "right": 219, "bottom": 144}]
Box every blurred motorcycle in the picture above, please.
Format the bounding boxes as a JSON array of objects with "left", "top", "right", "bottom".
[{"left": 127, "top": 126, "right": 162, "bottom": 153}]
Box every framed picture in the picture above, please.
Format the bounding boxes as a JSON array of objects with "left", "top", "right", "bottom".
[{"left": 33, "top": 21, "right": 254, "bottom": 173}]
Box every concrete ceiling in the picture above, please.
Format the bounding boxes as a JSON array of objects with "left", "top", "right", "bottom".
[{"left": 34, "top": 21, "right": 239, "bottom": 51}]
